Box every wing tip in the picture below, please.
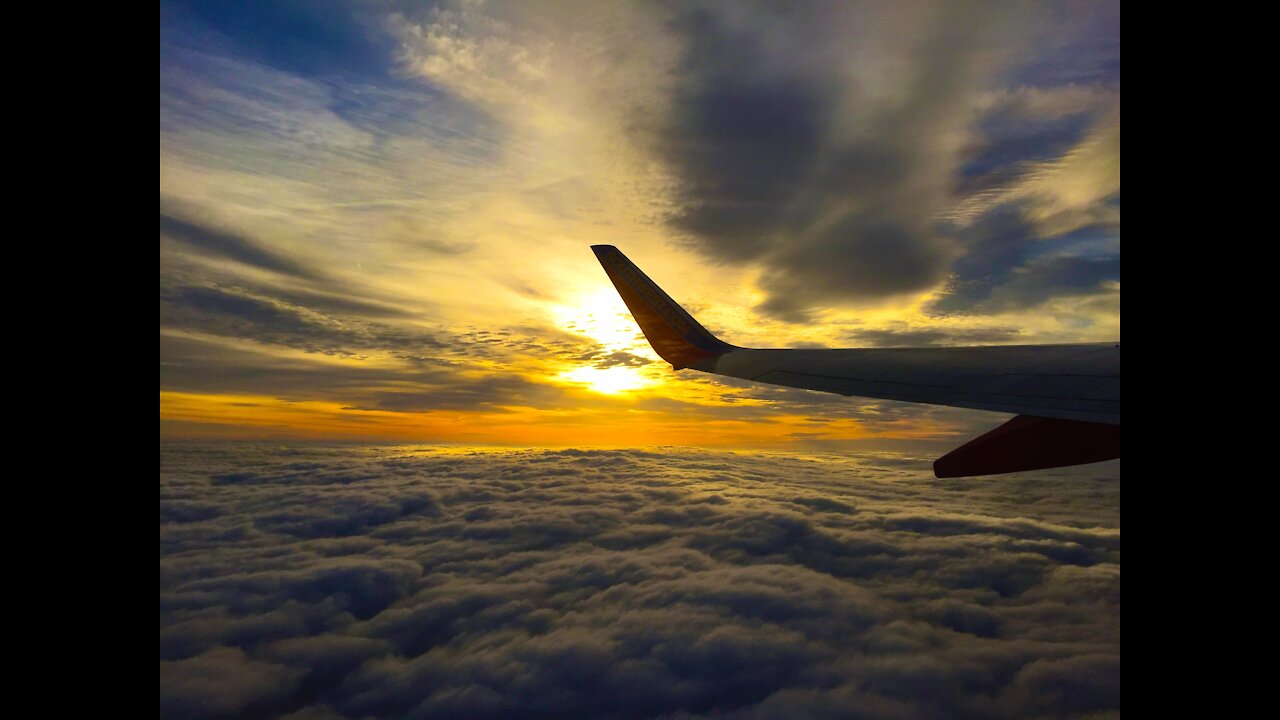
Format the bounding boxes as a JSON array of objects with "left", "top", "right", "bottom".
[{"left": 590, "top": 245, "right": 735, "bottom": 369}]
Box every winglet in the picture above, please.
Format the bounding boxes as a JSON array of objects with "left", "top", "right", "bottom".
[{"left": 591, "top": 245, "right": 737, "bottom": 370}]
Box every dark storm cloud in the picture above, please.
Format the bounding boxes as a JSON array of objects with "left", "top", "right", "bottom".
[
  {"left": 159, "top": 204, "right": 424, "bottom": 324},
  {"left": 164, "top": 287, "right": 319, "bottom": 338},
  {"left": 162, "top": 275, "right": 601, "bottom": 370},
  {"left": 160, "top": 333, "right": 561, "bottom": 413},
  {"left": 266, "top": 288, "right": 416, "bottom": 321},
  {"left": 655, "top": 2, "right": 1118, "bottom": 321},
  {"left": 160, "top": 284, "right": 444, "bottom": 358},
  {"left": 662, "top": 9, "right": 828, "bottom": 261},
  {"left": 927, "top": 208, "right": 1119, "bottom": 316},
  {"left": 986, "top": 255, "right": 1120, "bottom": 312},
  {"left": 161, "top": 213, "right": 322, "bottom": 281},
  {"left": 161, "top": 445, "right": 1119, "bottom": 719},
  {"left": 657, "top": 3, "right": 1009, "bottom": 321},
  {"left": 959, "top": 111, "right": 1096, "bottom": 188}
]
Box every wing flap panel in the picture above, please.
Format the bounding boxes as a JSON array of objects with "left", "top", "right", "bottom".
[{"left": 933, "top": 415, "right": 1121, "bottom": 478}]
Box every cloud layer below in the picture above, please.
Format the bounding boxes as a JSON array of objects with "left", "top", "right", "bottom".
[{"left": 161, "top": 444, "right": 1119, "bottom": 719}]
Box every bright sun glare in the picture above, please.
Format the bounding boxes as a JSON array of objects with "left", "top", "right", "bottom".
[
  {"left": 553, "top": 289, "right": 657, "bottom": 395},
  {"left": 558, "top": 366, "right": 648, "bottom": 395}
]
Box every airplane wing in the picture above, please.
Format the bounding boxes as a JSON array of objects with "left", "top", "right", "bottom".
[{"left": 591, "top": 245, "right": 1120, "bottom": 478}]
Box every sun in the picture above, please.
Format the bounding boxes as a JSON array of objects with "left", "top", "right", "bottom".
[
  {"left": 557, "top": 366, "right": 649, "bottom": 395},
  {"left": 554, "top": 288, "right": 648, "bottom": 352},
  {"left": 552, "top": 288, "right": 659, "bottom": 395}
]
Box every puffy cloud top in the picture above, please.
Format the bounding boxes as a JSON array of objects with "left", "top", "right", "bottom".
[{"left": 161, "top": 445, "right": 1119, "bottom": 718}]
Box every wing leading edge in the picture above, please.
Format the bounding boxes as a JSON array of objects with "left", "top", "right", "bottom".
[{"left": 591, "top": 245, "right": 1120, "bottom": 478}]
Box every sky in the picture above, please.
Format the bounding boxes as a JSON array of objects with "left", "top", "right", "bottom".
[
  {"left": 161, "top": 444, "right": 1120, "bottom": 719},
  {"left": 159, "top": 0, "right": 1120, "bottom": 453}
]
